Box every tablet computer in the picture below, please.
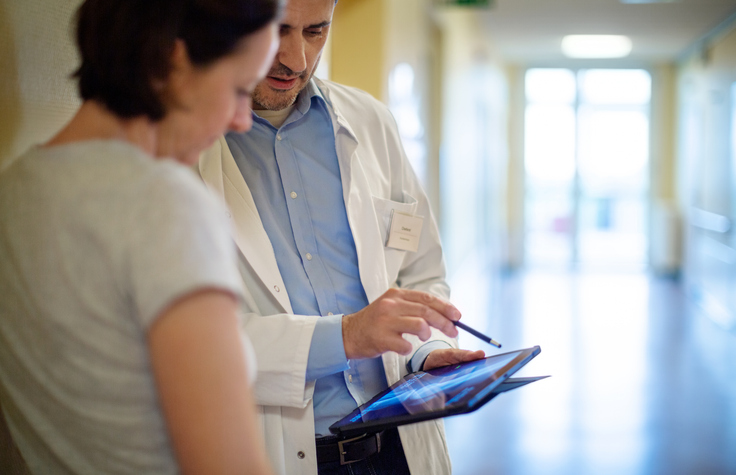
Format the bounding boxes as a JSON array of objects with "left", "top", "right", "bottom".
[{"left": 329, "top": 345, "right": 544, "bottom": 438}]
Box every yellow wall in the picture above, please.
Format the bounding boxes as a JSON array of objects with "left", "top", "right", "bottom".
[
  {"left": 0, "top": 1, "right": 82, "bottom": 168},
  {"left": 435, "top": 9, "right": 510, "bottom": 274},
  {"left": 650, "top": 65, "right": 677, "bottom": 203},
  {"left": 331, "top": 0, "right": 386, "bottom": 101},
  {"left": 0, "top": 2, "right": 83, "bottom": 471}
]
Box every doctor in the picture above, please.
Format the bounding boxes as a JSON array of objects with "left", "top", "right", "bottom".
[{"left": 199, "top": 0, "right": 484, "bottom": 473}]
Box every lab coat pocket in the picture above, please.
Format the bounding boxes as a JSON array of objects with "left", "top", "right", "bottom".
[{"left": 371, "top": 193, "right": 419, "bottom": 283}]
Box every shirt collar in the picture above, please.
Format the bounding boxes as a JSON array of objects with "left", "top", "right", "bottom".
[{"left": 295, "top": 79, "right": 326, "bottom": 115}]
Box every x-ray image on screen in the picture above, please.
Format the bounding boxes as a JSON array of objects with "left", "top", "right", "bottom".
[{"left": 347, "top": 350, "right": 522, "bottom": 423}]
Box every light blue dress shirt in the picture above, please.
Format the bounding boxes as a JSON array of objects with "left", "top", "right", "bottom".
[{"left": 226, "top": 81, "right": 444, "bottom": 436}]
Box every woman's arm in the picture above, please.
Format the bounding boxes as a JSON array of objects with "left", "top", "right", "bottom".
[{"left": 148, "top": 290, "right": 272, "bottom": 475}]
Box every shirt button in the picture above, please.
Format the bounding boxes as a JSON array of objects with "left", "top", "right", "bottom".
[
  {"left": 297, "top": 451, "right": 305, "bottom": 459},
  {"left": 290, "top": 191, "right": 297, "bottom": 199},
  {"left": 306, "top": 253, "right": 313, "bottom": 261},
  {"left": 327, "top": 312, "right": 333, "bottom": 316},
  {"left": 273, "top": 285, "right": 280, "bottom": 292},
  {"left": 348, "top": 374, "right": 353, "bottom": 383},
  {"left": 276, "top": 134, "right": 282, "bottom": 141}
]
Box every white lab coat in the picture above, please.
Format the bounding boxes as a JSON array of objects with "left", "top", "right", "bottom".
[{"left": 198, "top": 78, "right": 456, "bottom": 475}]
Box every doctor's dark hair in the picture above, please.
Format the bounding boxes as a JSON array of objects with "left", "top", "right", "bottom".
[{"left": 73, "top": 0, "right": 282, "bottom": 121}]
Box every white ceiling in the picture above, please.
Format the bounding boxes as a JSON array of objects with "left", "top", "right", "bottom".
[{"left": 477, "top": 0, "right": 736, "bottom": 65}]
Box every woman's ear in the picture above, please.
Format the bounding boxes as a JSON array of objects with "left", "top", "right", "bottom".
[
  {"left": 169, "top": 39, "right": 193, "bottom": 76},
  {"left": 158, "top": 39, "right": 194, "bottom": 109}
]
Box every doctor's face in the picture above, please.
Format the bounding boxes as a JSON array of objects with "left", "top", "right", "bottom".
[{"left": 251, "top": 0, "right": 335, "bottom": 111}]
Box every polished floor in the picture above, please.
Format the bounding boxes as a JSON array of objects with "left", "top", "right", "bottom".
[{"left": 444, "top": 265, "right": 736, "bottom": 475}]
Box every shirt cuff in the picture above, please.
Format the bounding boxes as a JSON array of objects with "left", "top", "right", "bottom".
[
  {"left": 305, "top": 314, "right": 349, "bottom": 381},
  {"left": 407, "top": 340, "right": 454, "bottom": 373}
]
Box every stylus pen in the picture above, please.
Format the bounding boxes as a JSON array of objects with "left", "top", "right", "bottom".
[{"left": 454, "top": 320, "right": 502, "bottom": 348}]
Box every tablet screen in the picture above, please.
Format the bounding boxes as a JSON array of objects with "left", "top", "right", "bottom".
[{"left": 331, "top": 347, "right": 537, "bottom": 433}]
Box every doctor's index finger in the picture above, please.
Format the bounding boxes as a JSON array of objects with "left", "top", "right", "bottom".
[
  {"left": 388, "top": 296, "right": 459, "bottom": 338},
  {"left": 399, "top": 289, "right": 461, "bottom": 322}
]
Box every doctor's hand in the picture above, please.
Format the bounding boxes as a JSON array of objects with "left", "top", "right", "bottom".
[
  {"left": 342, "top": 288, "right": 461, "bottom": 360},
  {"left": 422, "top": 348, "right": 486, "bottom": 371}
]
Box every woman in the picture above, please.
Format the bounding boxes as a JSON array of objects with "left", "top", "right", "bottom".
[{"left": 0, "top": 0, "right": 280, "bottom": 473}]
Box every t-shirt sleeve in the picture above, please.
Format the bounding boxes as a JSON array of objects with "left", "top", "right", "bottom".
[{"left": 124, "top": 163, "right": 243, "bottom": 329}]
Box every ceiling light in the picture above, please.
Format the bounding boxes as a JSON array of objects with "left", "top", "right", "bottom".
[{"left": 561, "top": 35, "right": 633, "bottom": 58}]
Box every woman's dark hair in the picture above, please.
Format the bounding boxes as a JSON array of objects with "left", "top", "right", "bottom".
[{"left": 74, "top": 0, "right": 282, "bottom": 120}]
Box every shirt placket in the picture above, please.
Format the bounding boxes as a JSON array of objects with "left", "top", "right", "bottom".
[{"left": 274, "top": 131, "right": 339, "bottom": 316}]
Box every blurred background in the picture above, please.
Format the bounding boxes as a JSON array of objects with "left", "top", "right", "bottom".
[{"left": 2, "top": 0, "right": 736, "bottom": 473}]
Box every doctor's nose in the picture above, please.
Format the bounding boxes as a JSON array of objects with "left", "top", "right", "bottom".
[{"left": 277, "top": 34, "right": 307, "bottom": 75}]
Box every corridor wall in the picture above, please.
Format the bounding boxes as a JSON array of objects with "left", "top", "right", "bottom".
[
  {"left": 676, "top": 18, "right": 736, "bottom": 334},
  {"left": 1, "top": 2, "right": 84, "bottom": 472},
  {"left": 0, "top": 1, "right": 82, "bottom": 168}
]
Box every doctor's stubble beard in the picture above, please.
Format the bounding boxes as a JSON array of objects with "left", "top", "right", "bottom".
[{"left": 252, "top": 63, "right": 313, "bottom": 112}]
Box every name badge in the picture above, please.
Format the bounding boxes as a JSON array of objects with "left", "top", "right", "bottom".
[{"left": 386, "top": 210, "right": 424, "bottom": 252}]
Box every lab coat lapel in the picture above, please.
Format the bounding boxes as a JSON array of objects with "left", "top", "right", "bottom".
[
  {"left": 199, "top": 137, "right": 292, "bottom": 313},
  {"left": 321, "top": 83, "right": 390, "bottom": 305},
  {"left": 319, "top": 80, "right": 401, "bottom": 384}
]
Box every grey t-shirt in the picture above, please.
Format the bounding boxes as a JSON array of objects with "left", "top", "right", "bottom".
[{"left": 0, "top": 140, "right": 244, "bottom": 474}]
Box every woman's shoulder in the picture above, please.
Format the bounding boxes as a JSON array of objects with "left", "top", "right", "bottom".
[
  {"left": 52, "top": 140, "right": 209, "bottom": 202},
  {"left": 3, "top": 139, "right": 219, "bottom": 226}
]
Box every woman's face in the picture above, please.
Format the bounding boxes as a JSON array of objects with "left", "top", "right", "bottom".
[{"left": 157, "top": 23, "right": 278, "bottom": 164}]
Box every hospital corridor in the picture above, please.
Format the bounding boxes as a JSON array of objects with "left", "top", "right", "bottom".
[
  {"left": 3, "top": 0, "right": 736, "bottom": 474},
  {"left": 445, "top": 267, "right": 736, "bottom": 475}
]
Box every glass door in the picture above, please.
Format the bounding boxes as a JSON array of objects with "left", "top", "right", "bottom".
[{"left": 524, "top": 68, "right": 651, "bottom": 269}]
